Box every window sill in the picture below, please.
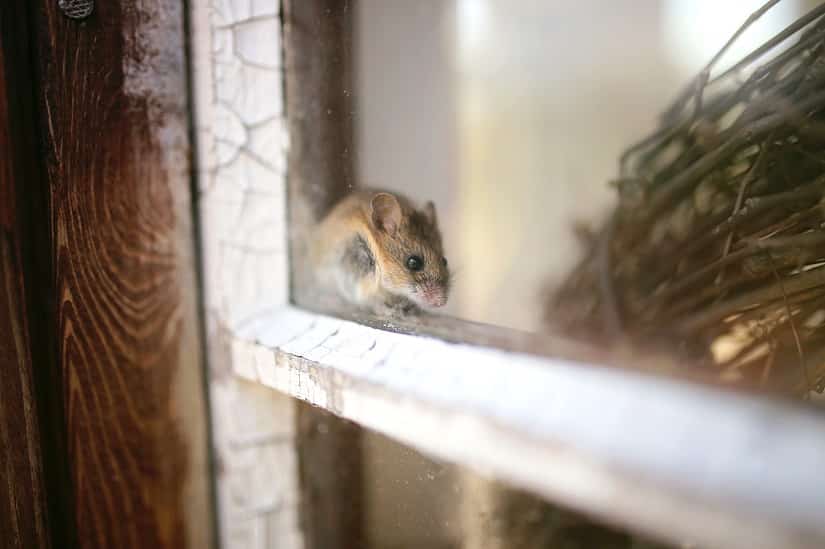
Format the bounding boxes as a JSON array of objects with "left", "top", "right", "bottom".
[{"left": 229, "top": 305, "right": 825, "bottom": 549}]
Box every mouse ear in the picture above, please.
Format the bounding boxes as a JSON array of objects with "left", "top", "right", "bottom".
[
  {"left": 423, "top": 201, "right": 437, "bottom": 228},
  {"left": 371, "top": 193, "right": 402, "bottom": 235}
]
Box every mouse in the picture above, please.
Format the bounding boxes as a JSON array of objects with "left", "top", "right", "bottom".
[{"left": 310, "top": 189, "right": 451, "bottom": 316}]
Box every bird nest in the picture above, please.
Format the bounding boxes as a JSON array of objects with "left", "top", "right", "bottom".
[{"left": 549, "top": 1, "right": 825, "bottom": 397}]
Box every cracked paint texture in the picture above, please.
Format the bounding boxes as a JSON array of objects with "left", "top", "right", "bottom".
[
  {"left": 190, "top": 1, "right": 301, "bottom": 548},
  {"left": 198, "top": 0, "right": 289, "bottom": 332}
]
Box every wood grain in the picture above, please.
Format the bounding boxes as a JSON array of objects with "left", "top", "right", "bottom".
[
  {"left": 0, "top": 26, "right": 51, "bottom": 549},
  {"left": 26, "top": 0, "right": 214, "bottom": 547},
  {"left": 0, "top": 2, "right": 77, "bottom": 544},
  {"left": 0, "top": 244, "right": 48, "bottom": 549}
]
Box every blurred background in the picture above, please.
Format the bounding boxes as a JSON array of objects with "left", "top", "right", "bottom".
[
  {"left": 356, "top": 0, "right": 809, "bottom": 332},
  {"left": 353, "top": 2, "right": 818, "bottom": 548}
]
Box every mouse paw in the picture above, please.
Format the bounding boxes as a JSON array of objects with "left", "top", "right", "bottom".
[{"left": 374, "top": 296, "right": 420, "bottom": 317}]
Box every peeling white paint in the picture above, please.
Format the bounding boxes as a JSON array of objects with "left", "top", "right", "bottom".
[
  {"left": 195, "top": 0, "right": 288, "bottom": 331},
  {"left": 233, "top": 306, "right": 825, "bottom": 549},
  {"left": 190, "top": 0, "right": 297, "bottom": 547},
  {"left": 234, "top": 18, "right": 282, "bottom": 69}
]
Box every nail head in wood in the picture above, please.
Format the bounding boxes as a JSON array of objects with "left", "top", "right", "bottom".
[{"left": 58, "top": 0, "right": 94, "bottom": 20}]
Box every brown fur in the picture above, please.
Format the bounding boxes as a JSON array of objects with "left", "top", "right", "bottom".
[{"left": 311, "top": 189, "right": 450, "bottom": 313}]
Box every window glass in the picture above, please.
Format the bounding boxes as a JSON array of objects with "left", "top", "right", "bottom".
[{"left": 355, "top": 0, "right": 808, "bottom": 332}]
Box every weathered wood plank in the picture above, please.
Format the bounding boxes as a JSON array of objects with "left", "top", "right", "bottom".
[
  {"left": 0, "top": 19, "right": 52, "bottom": 548},
  {"left": 282, "top": 2, "right": 365, "bottom": 547},
  {"left": 233, "top": 305, "right": 825, "bottom": 549},
  {"left": 284, "top": 0, "right": 356, "bottom": 308},
  {"left": 189, "top": 0, "right": 304, "bottom": 546},
  {"left": 27, "top": 1, "right": 213, "bottom": 547},
  {"left": 296, "top": 401, "right": 365, "bottom": 549},
  {"left": 0, "top": 244, "right": 48, "bottom": 549},
  {"left": 283, "top": 0, "right": 355, "bottom": 228},
  {"left": 314, "top": 303, "right": 785, "bottom": 396}
]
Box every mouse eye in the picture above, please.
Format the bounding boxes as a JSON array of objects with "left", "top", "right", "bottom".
[
  {"left": 441, "top": 257, "right": 448, "bottom": 268},
  {"left": 406, "top": 255, "right": 424, "bottom": 272}
]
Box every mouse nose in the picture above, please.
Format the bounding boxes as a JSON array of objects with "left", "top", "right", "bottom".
[{"left": 421, "top": 287, "right": 447, "bottom": 307}]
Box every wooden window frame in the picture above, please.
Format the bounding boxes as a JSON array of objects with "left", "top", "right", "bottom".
[
  {"left": 2, "top": 1, "right": 214, "bottom": 547},
  {"left": 191, "top": 1, "right": 825, "bottom": 549}
]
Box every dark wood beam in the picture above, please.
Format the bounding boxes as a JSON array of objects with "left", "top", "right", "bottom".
[
  {"left": 283, "top": 1, "right": 365, "bottom": 548},
  {"left": 1, "top": 0, "right": 216, "bottom": 547}
]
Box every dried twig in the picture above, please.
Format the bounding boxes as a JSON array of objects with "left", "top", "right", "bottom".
[{"left": 550, "top": 1, "right": 825, "bottom": 396}]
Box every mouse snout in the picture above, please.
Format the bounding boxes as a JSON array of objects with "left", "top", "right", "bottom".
[{"left": 418, "top": 284, "right": 448, "bottom": 308}]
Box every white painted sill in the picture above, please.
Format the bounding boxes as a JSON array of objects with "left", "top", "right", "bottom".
[{"left": 230, "top": 305, "right": 825, "bottom": 549}]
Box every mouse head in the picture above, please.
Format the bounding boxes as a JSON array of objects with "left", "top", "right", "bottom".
[{"left": 370, "top": 192, "right": 450, "bottom": 308}]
